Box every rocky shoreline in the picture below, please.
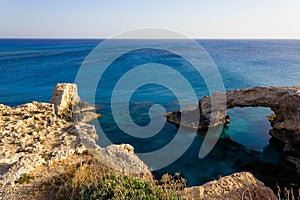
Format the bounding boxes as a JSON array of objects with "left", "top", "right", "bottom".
[{"left": 0, "top": 83, "right": 278, "bottom": 199}]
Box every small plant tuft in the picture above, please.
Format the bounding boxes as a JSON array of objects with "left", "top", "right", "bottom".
[
  {"left": 15, "top": 173, "right": 35, "bottom": 184},
  {"left": 42, "top": 154, "right": 52, "bottom": 161}
]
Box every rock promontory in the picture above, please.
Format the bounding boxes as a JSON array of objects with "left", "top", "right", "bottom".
[{"left": 0, "top": 83, "right": 151, "bottom": 196}]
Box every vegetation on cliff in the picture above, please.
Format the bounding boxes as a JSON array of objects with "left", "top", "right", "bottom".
[{"left": 3, "top": 83, "right": 299, "bottom": 199}]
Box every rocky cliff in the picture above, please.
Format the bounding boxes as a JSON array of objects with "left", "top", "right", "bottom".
[
  {"left": 199, "top": 86, "right": 300, "bottom": 132},
  {"left": 0, "top": 83, "right": 278, "bottom": 199},
  {"left": 0, "top": 83, "right": 151, "bottom": 196}
]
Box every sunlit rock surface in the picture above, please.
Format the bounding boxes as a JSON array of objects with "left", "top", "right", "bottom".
[
  {"left": 181, "top": 172, "right": 277, "bottom": 200},
  {"left": 166, "top": 86, "right": 300, "bottom": 178},
  {"left": 0, "top": 83, "right": 151, "bottom": 189}
]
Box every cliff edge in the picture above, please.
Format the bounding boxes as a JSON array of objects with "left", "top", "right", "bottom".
[{"left": 0, "top": 83, "right": 277, "bottom": 199}]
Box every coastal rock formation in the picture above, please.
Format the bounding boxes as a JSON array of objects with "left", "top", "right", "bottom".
[
  {"left": 0, "top": 83, "right": 151, "bottom": 189},
  {"left": 167, "top": 86, "right": 300, "bottom": 132},
  {"left": 181, "top": 172, "right": 277, "bottom": 200},
  {"left": 166, "top": 86, "right": 300, "bottom": 179},
  {"left": 0, "top": 83, "right": 278, "bottom": 199},
  {"left": 50, "top": 83, "right": 101, "bottom": 122},
  {"left": 50, "top": 83, "right": 80, "bottom": 120},
  {"left": 200, "top": 86, "right": 300, "bottom": 133}
]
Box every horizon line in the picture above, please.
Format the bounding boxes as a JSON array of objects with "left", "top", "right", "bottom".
[{"left": 1, "top": 37, "right": 300, "bottom": 40}]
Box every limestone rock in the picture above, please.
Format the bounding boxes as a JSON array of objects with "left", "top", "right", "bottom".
[
  {"left": 50, "top": 83, "right": 100, "bottom": 122},
  {"left": 118, "top": 144, "right": 135, "bottom": 153},
  {"left": 166, "top": 86, "right": 300, "bottom": 177},
  {"left": 0, "top": 83, "right": 151, "bottom": 188},
  {"left": 75, "top": 122, "right": 99, "bottom": 150},
  {"left": 181, "top": 172, "right": 277, "bottom": 200},
  {"left": 90, "top": 144, "right": 152, "bottom": 180},
  {"left": 0, "top": 155, "right": 46, "bottom": 186},
  {"left": 50, "top": 83, "right": 80, "bottom": 120},
  {"left": 166, "top": 86, "right": 300, "bottom": 133},
  {"left": 74, "top": 123, "right": 151, "bottom": 179},
  {"left": 221, "top": 86, "right": 300, "bottom": 133},
  {"left": 0, "top": 83, "right": 278, "bottom": 199},
  {"left": 0, "top": 101, "right": 79, "bottom": 186}
]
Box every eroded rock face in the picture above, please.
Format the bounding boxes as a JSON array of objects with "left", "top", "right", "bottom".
[
  {"left": 50, "top": 83, "right": 80, "bottom": 120},
  {"left": 166, "top": 86, "right": 300, "bottom": 178},
  {"left": 0, "top": 83, "right": 151, "bottom": 188},
  {"left": 167, "top": 86, "right": 300, "bottom": 132},
  {"left": 0, "top": 101, "right": 78, "bottom": 186},
  {"left": 203, "top": 87, "right": 300, "bottom": 171},
  {"left": 50, "top": 83, "right": 101, "bottom": 122},
  {"left": 0, "top": 83, "right": 278, "bottom": 199},
  {"left": 200, "top": 86, "right": 300, "bottom": 133},
  {"left": 181, "top": 172, "right": 277, "bottom": 200}
]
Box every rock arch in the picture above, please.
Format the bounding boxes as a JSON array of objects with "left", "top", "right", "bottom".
[
  {"left": 166, "top": 86, "right": 300, "bottom": 175},
  {"left": 199, "top": 86, "right": 300, "bottom": 133}
]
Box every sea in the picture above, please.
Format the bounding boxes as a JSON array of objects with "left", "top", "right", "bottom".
[{"left": 1, "top": 39, "right": 300, "bottom": 188}]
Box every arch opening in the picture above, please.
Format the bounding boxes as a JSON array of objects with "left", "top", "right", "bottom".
[{"left": 225, "top": 107, "right": 274, "bottom": 152}]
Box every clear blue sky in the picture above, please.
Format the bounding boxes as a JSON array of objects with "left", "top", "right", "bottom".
[{"left": 1, "top": 0, "right": 299, "bottom": 38}]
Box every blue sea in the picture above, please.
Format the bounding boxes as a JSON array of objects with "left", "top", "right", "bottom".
[{"left": 1, "top": 39, "right": 300, "bottom": 188}]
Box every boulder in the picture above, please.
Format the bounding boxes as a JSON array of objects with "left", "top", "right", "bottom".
[{"left": 181, "top": 172, "right": 277, "bottom": 200}]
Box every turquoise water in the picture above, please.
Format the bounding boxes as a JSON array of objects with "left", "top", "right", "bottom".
[
  {"left": 226, "top": 107, "right": 273, "bottom": 152},
  {"left": 1, "top": 39, "right": 300, "bottom": 188}
]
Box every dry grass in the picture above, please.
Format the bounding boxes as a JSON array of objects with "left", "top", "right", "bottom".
[
  {"left": 277, "top": 185, "right": 300, "bottom": 200},
  {"left": 29, "top": 159, "right": 184, "bottom": 200}
]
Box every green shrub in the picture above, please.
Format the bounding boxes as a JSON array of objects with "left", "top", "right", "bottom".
[
  {"left": 41, "top": 160, "right": 183, "bottom": 200},
  {"left": 77, "top": 174, "right": 180, "bottom": 200},
  {"left": 16, "top": 173, "right": 35, "bottom": 184},
  {"left": 42, "top": 154, "right": 52, "bottom": 161}
]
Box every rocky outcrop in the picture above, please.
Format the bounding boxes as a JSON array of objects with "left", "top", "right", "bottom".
[
  {"left": 200, "top": 86, "right": 300, "bottom": 133},
  {"left": 166, "top": 86, "right": 300, "bottom": 179},
  {"left": 181, "top": 172, "right": 277, "bottom": 200},
  {"left": 50, "top": 83, "right": 81, "bottom": 120},
  {"left": 0, "top": 83, "right": 278, "bottom": 199},
  {"left": 50, "top": 83, "right": 101, "bottom": 122},
  {"left": 167, "top": 86, "right": 300, "bottom": 132},
  {"left": 0, "top": 83, "right": 151, "bottom": 189}
]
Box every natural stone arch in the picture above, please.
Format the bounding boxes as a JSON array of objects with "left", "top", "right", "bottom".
[
  {"left": 166, "top": 86, "right": 300, "bottom": 176},
  {"left": 199, "top": 86, "right": 300, "bottom": 133}
]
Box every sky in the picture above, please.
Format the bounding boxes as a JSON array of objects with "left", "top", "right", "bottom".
[{"left": 0, "top": 0, "right": 300, "bottom": 38}]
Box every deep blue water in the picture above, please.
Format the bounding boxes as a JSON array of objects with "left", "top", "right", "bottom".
[{"left": 1, "top": 39, "right": 300, "bottom": 187}]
